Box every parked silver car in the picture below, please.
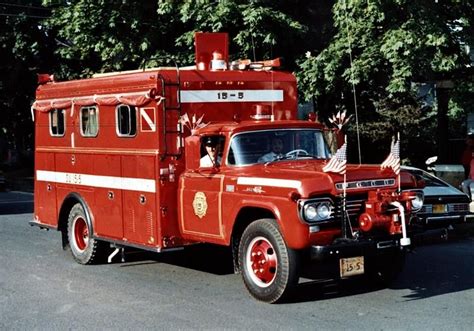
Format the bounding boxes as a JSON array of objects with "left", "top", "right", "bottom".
[{"left": 402, "top": 166, "right": 474, "bottom": 233}]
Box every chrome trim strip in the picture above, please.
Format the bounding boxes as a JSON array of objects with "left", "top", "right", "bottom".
[
  {"left": 336, "top": 178, "right": 395, "bottom": 191},
  {"left": 425, "top": 215, "right": 462, "bottom": 224}
]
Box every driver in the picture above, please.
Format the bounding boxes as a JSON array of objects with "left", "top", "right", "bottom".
[
  {"left": 258, "top": 136, "right": 284, "bottom": 163},
  {"left": 200, "top": 136, "right": 222, "bottom": 167}
]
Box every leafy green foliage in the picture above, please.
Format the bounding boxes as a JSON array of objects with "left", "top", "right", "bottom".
[
  {"left": 42, "top": 0, "right": 307, "bottom": 78},
  {"left": 298, "top": 0, "right": 473, "bottom": 164},
  {"left": 0, "top": 1, "right": 55, "bottom": 162},
  {"left": 0, "top": 0, "right": 472, "bottom": 167}
]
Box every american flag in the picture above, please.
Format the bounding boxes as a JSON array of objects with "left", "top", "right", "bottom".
[
  {"left": 323, "top": 141, "right": 347, "bottom": 175},
  {"left": 381, "top": 136, "right": 400, "bottom": 175}
]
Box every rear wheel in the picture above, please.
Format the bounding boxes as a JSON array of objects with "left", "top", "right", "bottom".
[
  {"left": 238, "top": 219, "right": 299, "bottom": 303},
  {"left": 67, "top": 203, "right": 104, "bottom": 264}
]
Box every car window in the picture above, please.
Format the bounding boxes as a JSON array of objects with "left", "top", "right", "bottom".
[{"left": 411, "top": 170, "right": 446, "bottom": 187}]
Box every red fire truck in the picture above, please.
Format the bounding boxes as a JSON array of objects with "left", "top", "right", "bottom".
[{"left": 31, "top": 33, "right": 424, "bottom": 303}]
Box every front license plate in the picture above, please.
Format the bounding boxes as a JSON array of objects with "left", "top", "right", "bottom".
[
  {"left": 340, "top": 256, "right": 364, "bottom": 278},
  {"left": 433, "top": 204, "right": 446, "bottom": 213}
]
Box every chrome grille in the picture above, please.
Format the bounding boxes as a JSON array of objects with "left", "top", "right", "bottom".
[
  {"left": 447, "top": 203, "right": 469, "bottom": 213},
  {"left": 420, "top": 205, "right": 433, "bottom": 214},
  {"left": 420, "top": 203, "right": 468, "bottom": 214},
  {"left": 333, "top": 199, "right": 365, "bottom": 221},
  {"left": 336, "top": 178, "right": 395, "bottom": 191}
]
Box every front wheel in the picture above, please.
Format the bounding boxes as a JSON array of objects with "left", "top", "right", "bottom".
[
  {"left": 67, "top": 203, "right": 105, "bottom": 264},
  {"left": 238, "top": 219, "right": 299, "bottom": 303}
]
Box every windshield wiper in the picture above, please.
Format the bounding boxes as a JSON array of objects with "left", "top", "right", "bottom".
[{"left": 264, "top": 154, "right": 322, "bottom": 166}]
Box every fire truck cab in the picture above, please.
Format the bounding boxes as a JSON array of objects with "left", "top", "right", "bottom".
[{"left": 31, "top": 33, "right": 424, "bottom": 303}]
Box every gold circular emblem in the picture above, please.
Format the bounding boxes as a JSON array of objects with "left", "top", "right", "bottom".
[{"left": 192, "top": 192, "right": 208, "bottom": 219}]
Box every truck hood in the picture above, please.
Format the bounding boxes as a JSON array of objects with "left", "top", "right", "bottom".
[{"left": 231, "top": 161, "right": 411, "bottom": 197}]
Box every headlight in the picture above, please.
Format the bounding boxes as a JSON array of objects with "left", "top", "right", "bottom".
[
  {"left": 304, "top": 204, "right": 318, "bottom": 221},
  {"left": 411, "top": 191, "right": 424, "bottom": 211},
  {"left": 316, "top": 203, "right": 332, "bottom": 219},
  {"left": 303, "top": 201, "right": 333, "bottom": 222}
]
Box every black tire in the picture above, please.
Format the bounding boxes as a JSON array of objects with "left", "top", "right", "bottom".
[
  {"left": 67, "top": 203, "right": 104, "bottom": 264},
  {"left": 238, "top": 219, "right": 299, "bottom": 303}
]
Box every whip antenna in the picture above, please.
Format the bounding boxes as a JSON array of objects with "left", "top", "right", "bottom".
[
  {"left": 344, "top": 2, "right": 361, "bottom": 164},
  {"left": 251, "top": 33, "right": 256, "bottom": 62}
]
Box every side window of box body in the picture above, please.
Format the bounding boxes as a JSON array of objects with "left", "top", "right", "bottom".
[
  {"left": 116, "top": 104, "right": 137, "bottom": 137},
  {"left": 80, "top": 106, "right": 99, "bottom": 137},
  {"left": 49, "top": 109, "right": 66, "bottom": 137}
]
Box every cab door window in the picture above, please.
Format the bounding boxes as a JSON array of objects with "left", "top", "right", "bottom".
[
  {"left": 50, "top": 109, "right": 65, "bottom": 136},
  {"left": 80, "top": 106, "right": 99, "bottom": 137}
]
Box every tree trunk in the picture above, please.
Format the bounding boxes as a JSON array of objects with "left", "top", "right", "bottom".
[{"left": 436, "top": 82, "right": 452, "bottom": 163}]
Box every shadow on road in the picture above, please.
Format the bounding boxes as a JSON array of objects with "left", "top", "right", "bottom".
[
  {"left": 110, "top": 237, "right": 473, "bottom": 303},
  {"left": 0, "top": 192, "right": 33, "bottom": 215},
  {"left": 118, "top": 244, "right": 235, "bottom": 276},
  {"left": 394, "top": 238, "right": 474, "bottom": 301},
  {"left": 114, "top": 237, "right": 474, "bottom": 303},
  {"left": 12, "top": 187, "right": 469, "bottom": 303},
  {"left": 287, "top": 238, "right": 474, "bottom": 303}
]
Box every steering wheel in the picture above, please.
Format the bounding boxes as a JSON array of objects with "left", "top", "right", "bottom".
[{"left": 285, "top": 149, "right": 309, "bottom": 158}]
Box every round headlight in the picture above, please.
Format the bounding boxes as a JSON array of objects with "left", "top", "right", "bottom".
[
  {"left": 411, "top": 192, "right": 424, "bottom": 210},
  {"left": 316, "top": 202, "right": 331, "bottom": 219},
  {"left": 304, "top": 205, "right": 318, "bottom": 221},
  {"left": 303, "top": 202, "right": 332, "bottom": 222}
]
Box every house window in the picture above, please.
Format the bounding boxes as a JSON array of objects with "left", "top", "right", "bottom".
[
  {"left": 50, "top": 109, "right": 65, "bottom": 136},
  {"left": 80, "top": 106, "right": 99, "bottom": 137},
  {"left": 116, "top": 105, "right": 137, "bottom": 137}
]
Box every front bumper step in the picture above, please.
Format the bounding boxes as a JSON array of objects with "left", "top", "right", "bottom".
[{"left": 310, "top": 238, "right": 401, "bottom": 261}]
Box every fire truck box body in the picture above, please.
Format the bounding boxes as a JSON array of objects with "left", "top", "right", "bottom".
[{"left": 31, "top": 33, "right": 423, "bottom": 303}]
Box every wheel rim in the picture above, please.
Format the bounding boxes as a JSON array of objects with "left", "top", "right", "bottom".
[
  {"left": 73, "top": 216, "right": 89, "bottom": 252},
  {"left": 246, "top": 236, "right": 278, "bottom": 288}
]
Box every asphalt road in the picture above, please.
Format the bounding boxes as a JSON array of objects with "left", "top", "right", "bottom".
[{"left": 1, "top": 191, "right": 473, "bottom": 330}]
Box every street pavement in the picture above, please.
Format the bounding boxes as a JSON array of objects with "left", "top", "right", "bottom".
[{"left": 0, "top": 192, "right": 473, "bottom": 330}]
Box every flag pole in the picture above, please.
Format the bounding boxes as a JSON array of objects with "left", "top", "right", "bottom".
[
  {"left": 323, "top": 134, "right": 349, "bottom": 238},
  {"left": 342, "top": 135, "right": 348, "bottom": 238},
  {"left": 342, "top": 171, "right": 348, "bottom": 238},
  {"left": 397, "top": 132, "right": 401, "bottom": 193}
]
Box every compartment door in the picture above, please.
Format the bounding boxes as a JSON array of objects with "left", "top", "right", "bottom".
[{"left": 179, "top": 172, "right": 224, "bottom": 242}]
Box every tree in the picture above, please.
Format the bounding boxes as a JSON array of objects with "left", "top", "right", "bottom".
[
  {"left": 42, "top": 0, "right": 307, "bottom": 78},
  {"left": 1, "top": 0, "right": 309, "bottom": 166},
  {"left": 297, "top": 0, "right": 474, "bottom": 165},
  {"left": 0, "top": 1, "right": 55, "bottom": 165}
]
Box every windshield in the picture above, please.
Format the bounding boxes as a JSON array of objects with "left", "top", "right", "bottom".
[
  {"left": 408, "top": 169, "right": 447, "bottom": 187},
  {"left": 227, "top": 129, "right": 331, "bottom": 166}
]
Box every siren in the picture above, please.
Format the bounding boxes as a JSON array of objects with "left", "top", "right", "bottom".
[
  {"left": 37, "top": 74, "right": 55, "bottom": 85},
  {"left": 251, "top": 105, "right": 272, "bottom": 120},
  {"left": 210, "top": 50, "right": 227, "bottom": 71}
]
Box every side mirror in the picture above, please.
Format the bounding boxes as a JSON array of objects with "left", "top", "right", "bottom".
[
  {"left": 461, "top": 179, "right": 473, "bottom": 200},
  {"left": 425, "top": 156, "right": 438, "bottom": 166},
  {"left": 184, "top": 135, "right": 200, "bottom": 170}
]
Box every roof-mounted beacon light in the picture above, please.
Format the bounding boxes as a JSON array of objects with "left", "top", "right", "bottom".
[
  {"left": 38, "top": 73, "right": 55, "bottom": 85},
  {"left": 211, "top": 50, "right": 227, "bottom": 71},
  {"left": 195, "top": 32, "right": 229, "bottom": 71},
  {"left": 250, "top": 105, "right": 272, "bottom": 120},
  {"left": 308, "top": 112, "right": 318, "bottom": 122}
]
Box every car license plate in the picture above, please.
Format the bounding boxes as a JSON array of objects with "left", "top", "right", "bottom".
[
  {"left": 433, "top": 204, "right": 446, "bottom": 213},
  {"left": 340, "top": 256, "right": 364, "bottom": 278}
]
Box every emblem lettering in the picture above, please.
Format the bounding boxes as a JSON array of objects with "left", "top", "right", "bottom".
[{"left": 192, "top": 192, "right": 208, "bottom": 219}]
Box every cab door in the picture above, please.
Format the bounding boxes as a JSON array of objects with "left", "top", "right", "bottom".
[{"left": 179, "top": 170, "right": 225, "bottom": 243}]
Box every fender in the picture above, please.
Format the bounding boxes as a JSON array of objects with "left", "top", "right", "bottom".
[
  {"left": 59, "top": 192, "right": 95, "bottom": 237},
  {"left": 225, "top": 196, "right": 309, "bottom": 249}
]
